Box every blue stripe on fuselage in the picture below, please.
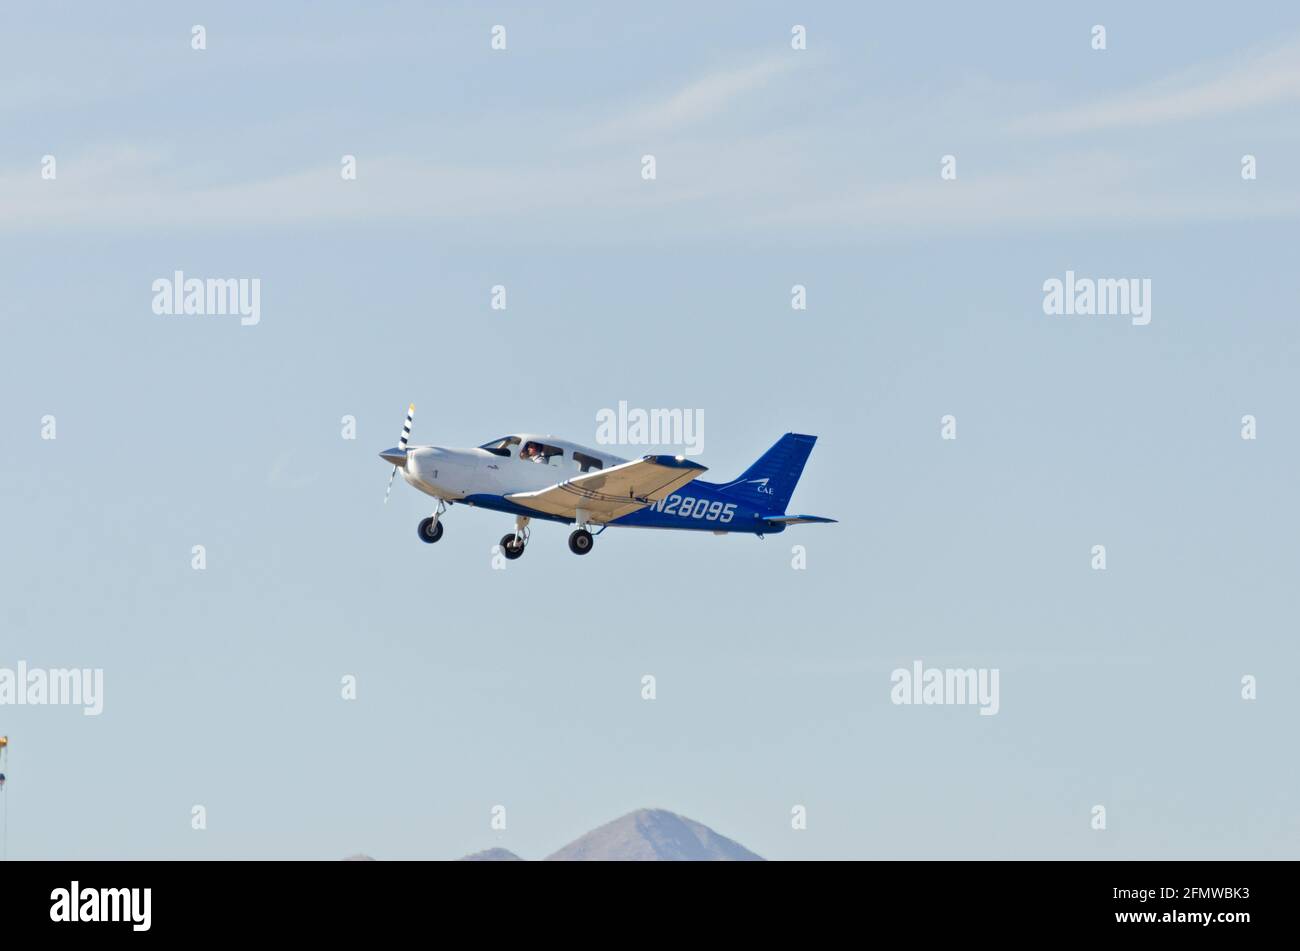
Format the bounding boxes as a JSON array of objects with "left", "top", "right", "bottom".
[
  {"left": 458, "top": 483, "right": 779, "bottom": 534},
  {"left": 612, "top": 480, "right": 777, "bottom": 533},
  {"left": 457, "top": 494, "right": 575, "bottom": 525}
]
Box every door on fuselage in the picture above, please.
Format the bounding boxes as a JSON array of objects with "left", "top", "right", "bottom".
[{"left": 510, "top": 438, "right": 571, "bottom": 491}]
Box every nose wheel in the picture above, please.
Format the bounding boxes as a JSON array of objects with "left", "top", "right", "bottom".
[
  {"left": 416, "top": 500, "right": 449, "bottom": 544},
  {"left": 568, "top": 529, "right": 593, "bottom": 555}
]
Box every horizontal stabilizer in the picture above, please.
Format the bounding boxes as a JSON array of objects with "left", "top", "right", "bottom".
[{"left": 760, "top": 514, "right": 837, "bottom": 526}]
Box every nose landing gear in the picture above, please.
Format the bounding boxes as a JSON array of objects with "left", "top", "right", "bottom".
[{"left": 417, "top": 500, "right": 449, "bottom": 544}]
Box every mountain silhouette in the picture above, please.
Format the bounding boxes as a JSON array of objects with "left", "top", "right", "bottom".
[
  {"left": 458, "top": 847, "right": 525, "bottom": 861},
  {"left": 357, "top": 809, "right": 762, "bottom": 861},
  {"left": 544, "top": 808, "right": 763, "bottom": 861}
]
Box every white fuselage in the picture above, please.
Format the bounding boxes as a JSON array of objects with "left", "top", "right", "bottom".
[{"left": 401, "top": 435, "right": 627, "bottom": 502}]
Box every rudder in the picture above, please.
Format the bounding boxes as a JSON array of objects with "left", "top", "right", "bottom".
[{"left": 718, "top": 433, "right": 817, "bottom": 513}]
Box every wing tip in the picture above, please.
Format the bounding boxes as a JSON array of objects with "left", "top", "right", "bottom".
[{"left": 643, "top": 454, "right": 708, "bottom": 472}]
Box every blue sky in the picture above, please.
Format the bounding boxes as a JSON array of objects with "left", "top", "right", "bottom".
[{"left": 1, "top": 2, "right": 1298, "bottom": 859}]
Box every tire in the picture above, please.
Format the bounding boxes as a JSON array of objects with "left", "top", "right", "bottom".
[
  {"left": 568, "top": 529, "right": 594, "bottom": 555},
  {"left": 417, "top": 518, "right": 444, "bottom": 544},
  {"left": 499, "top": 533, "right": 525, "bottom": 560}
]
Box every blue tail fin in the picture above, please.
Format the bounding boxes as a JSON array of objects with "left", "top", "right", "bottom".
[{"left": 718, "top": 433, "right": 817, "bottom": 513}]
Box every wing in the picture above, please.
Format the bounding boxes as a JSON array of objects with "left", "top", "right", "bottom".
[{"left": 506, "top": 455, "right": 707, "bottom": 522}]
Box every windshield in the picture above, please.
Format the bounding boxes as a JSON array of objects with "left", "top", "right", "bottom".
[{"left": 479, "top": 436, "right": 520, "bottom": 456}]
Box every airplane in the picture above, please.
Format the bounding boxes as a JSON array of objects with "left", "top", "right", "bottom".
[{"left": 379, "top": 405, "right": 835, "bottom": 557}]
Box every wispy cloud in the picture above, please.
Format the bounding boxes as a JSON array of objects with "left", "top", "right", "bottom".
[
  {"left": 0, "top": 57, "right": 804, "bottom": 235},
  {"left": 1, "top": 152, "right": 640, "bottom": 230},
  {"left": 757, "top": 152, "right": 1300, "bottom": 236},
  {"left": 581, "top": 57, "right": 794, "bottom": 144},
  {"left": 7, "top": 45, "right": 1300, "bottom": 243},
  {"left": 7, "top": 136, "right": 1296, "bottom": 242},
  {"left": 1014, "top": 38, "right": 1300, "bottom": 134}
]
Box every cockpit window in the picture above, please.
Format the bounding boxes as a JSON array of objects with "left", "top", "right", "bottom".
[
  {"left": 479, "top": 436, "right": 520, "bottom": 457},
  {"left": 520, "top": 441, "right": 562, "bottom": 463}
]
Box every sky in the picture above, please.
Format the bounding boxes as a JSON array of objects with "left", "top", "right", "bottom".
[{"left": 1, "top": 2, "right": 1298, "bottom": 860}]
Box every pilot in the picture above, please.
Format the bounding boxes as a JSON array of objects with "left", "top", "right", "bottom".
[{"left": 522, "top": 443, "right": 546, "bottom": 463}]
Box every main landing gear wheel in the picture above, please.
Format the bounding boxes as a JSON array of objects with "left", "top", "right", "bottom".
[
  {"left": 499, "top": 533, "right": 526, "bottom": 560},
  {"left": 568, "top": 529, "right": 594, "bottom": 555},
  {"left": 417, "top": 517, "right": 444, "bottom": 543}
]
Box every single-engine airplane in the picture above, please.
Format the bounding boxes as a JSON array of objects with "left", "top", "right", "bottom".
[{"left": 380, "top": 405, "right": 835, "bottom": 557}]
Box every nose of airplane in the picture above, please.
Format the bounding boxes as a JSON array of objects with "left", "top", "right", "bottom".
[{"left": 379, "top": 447, "right": 407, "bottom": 467}]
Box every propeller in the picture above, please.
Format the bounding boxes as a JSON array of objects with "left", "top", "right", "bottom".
[{"left": 382, "top": 403, "right": 415, "bottom": 503}]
